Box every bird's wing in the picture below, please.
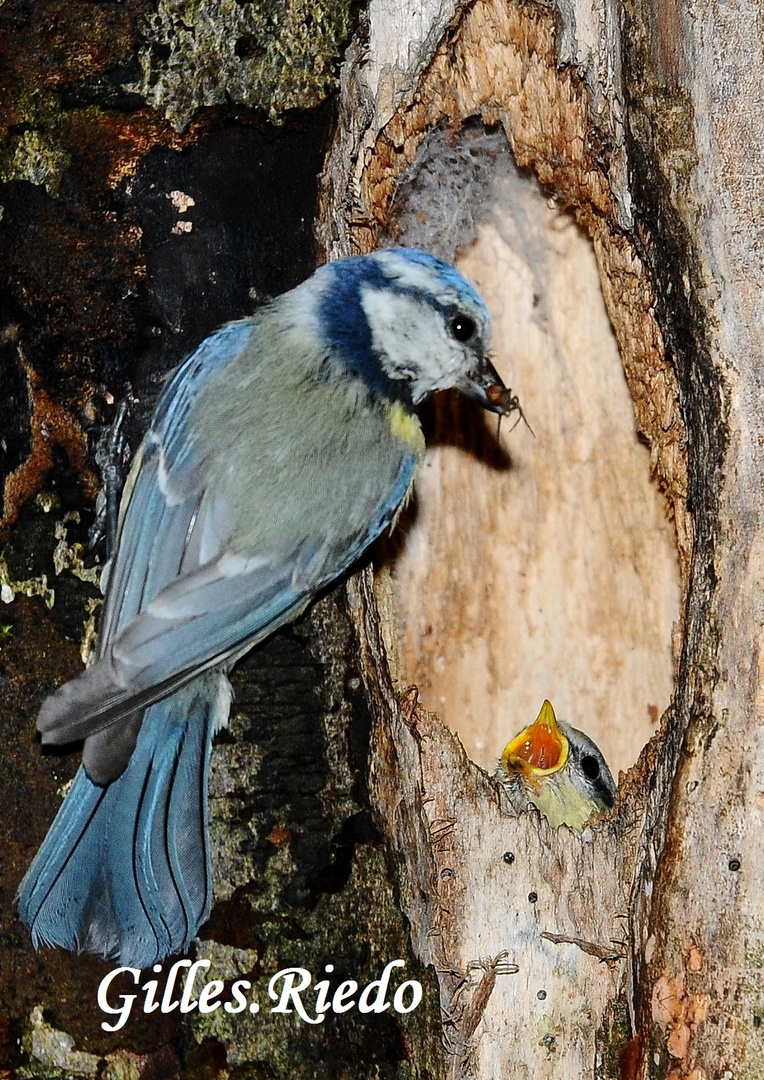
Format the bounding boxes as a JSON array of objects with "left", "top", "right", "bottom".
[
  {"left": 98, "top": 321, "right": 256, "bottom": 648},
  {"left": 39, "top": 459, "right": 414, "bottom": 746},
  {"left": 39, "top": 316, "right": 418, "bottom": 746}
]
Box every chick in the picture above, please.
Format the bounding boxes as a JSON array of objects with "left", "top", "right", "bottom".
[{"left": 495, "top": 700, "right": 616, "bottom": 830}]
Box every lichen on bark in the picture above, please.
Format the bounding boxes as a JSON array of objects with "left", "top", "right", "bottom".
[{"left": 128, "top": 0, "right": 358, "bottom": 130}]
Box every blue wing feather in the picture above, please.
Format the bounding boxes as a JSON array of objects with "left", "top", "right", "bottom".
[{"left": 99, "top": 322, "right": 255, "bottom": 647}]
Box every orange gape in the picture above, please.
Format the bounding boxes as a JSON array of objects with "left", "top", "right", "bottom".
[{"left": 513, "top": 726, "right": 563, "bottom": 770}]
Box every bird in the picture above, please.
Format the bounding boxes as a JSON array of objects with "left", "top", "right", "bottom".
[
  {"left": 495, "top": 700, "right": 616, "bottom": 830},
  {"left": 18, "top": 247, "right": 517, "bottom": 968}
]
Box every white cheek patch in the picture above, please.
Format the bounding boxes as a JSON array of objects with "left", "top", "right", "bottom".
[{"left": 361, "top": 287, "right": 469, "bottom": 403}]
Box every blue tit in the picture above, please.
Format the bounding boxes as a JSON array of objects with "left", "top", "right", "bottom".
[
  {"left": 18, "top": 247, "right": 516, "bottom": 967},
  {"left": 495, "top": 700, "right": 616, "bottom": 830}
]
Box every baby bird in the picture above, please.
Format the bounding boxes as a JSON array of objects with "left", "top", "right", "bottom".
[
  {"left": 495, "top": 700, "right": 616, "bottom": 830},
  {"left": 19, "top": 248, "right": 516, "bottom": 967}
]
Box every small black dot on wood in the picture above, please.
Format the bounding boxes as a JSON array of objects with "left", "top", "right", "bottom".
[
  {"left": 503, "top": 851, "right": 515, "bottom": 864},
  {"left": 440, "top": 867, "right": 454, "bottom": 880},
  {"left": 528, "top": 891, "right": 538, "bottom": 903},
  {"left": 729, "top": 858, "right": 741, "bottom": 871},
  {"left": 537, "top": 990, "right": 547, "bottom": 1000},
  {"left": 542, "top": 1034, "right": 555, "bottom": 1046},
  {"left": 754, "top": 1014, "right": 762, "bottom": 1028}
]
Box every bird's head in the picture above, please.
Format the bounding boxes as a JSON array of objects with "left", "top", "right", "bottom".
[
  {"left": 497, "top": 700, "right": 616, "bottom": 830},
  {"left": 313, "top": 248, "right": 516, "bottom": 415}
]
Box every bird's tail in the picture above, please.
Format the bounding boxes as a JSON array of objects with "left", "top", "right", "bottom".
[{"left": 17, "top": 671, "right": 231, "bottom": 969}]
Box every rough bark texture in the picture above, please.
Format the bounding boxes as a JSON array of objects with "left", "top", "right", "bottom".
[
  {"left": 319, "top": 0, "right": 758, "bottom": 1076},
  {"left": 622, "top": 2, "right": 764, "bottom": 1076}
]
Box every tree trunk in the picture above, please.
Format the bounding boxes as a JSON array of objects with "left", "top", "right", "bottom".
[
  {"left": 321, "top": 0, "right": 761, "bottom": 1075},
  {"left": 0, "top": 0, "right": 758, "bottom": 1077}
]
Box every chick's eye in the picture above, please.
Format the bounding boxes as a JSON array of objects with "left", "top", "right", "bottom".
[
  {"left": 450, "top": 315, "right": 476, "bottom": 342},
  {"left": 581, "top": 755, "right": 600, "bottom": 781}
]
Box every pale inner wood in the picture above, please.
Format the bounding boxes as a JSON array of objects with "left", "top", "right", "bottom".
[{"left": 390, "top": 190, "right": 680, "bottom": 778}]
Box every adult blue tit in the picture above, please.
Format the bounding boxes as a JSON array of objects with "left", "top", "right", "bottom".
[
  {"left": 495, "top": 700, "right": 616, "bottom": 830},
  {"left": 18, "top": 247, "right": 516, "bottom": 968}
]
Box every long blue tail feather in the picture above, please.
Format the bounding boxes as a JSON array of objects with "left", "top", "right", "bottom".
[{"left": 17, "top": 671, "right": 231, "bottom": 968}]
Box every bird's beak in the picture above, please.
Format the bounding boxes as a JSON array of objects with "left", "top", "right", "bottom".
[
  {"left": 500, "top": 700, "right": 569, "bottom": 777},
  {"left": 459, "top": 356, "right": 519, "bottom": 416}
]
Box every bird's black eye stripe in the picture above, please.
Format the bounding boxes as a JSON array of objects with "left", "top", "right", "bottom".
[
  {"left": 581, "top": 755, "right": 600, "bottom": 781},
  {"left": 450, "top": 315, "right": 476, "bottom": 342}
]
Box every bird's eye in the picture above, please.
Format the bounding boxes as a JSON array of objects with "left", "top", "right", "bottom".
[
  {"left": 450, "top": 315, "right": 476, "bottom": 342},
  {"left": 581, "top": 755, "right": 600, "bottom": 781}
]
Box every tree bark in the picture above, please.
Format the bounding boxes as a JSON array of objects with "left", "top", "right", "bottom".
[
  {"left": 320, "top": 0, "right": 761, "bottom": 1076},
  {"left": 0, "top": 0, "right": 758, "bottom": 1077}
]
